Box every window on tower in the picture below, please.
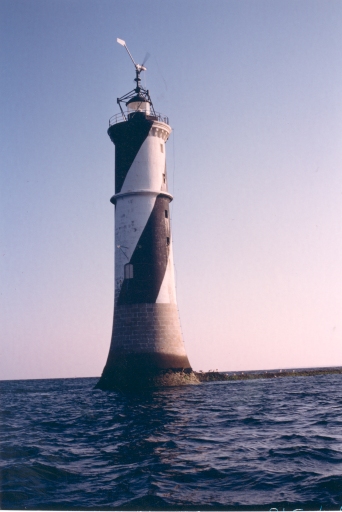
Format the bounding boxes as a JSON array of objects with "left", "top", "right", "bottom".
[
  {"left": 124, "top": 263, "right": 133, "bottom": 279},
  {"left": 160, "top": 144, "right": 164, "bottom": 153},
  {"left": 165, "top": 210, "right": 168, "bottom": 218},
  {"left": 166, "top": 237, "right": 170, "bottom": 246}
]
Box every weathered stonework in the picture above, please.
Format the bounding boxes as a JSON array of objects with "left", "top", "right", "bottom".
[
  {"left": 97, "top": 303, "right": 192, "bottom": 390},
  {"left": 111, "top": 303, "right": 187, "bottom": 355}
]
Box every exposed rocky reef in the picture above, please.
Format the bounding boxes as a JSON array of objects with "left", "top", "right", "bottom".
[
  {"left": 96, "top": 367, "right": 341, "bottom": 392},
  {"left": 195, "top": 367, "right": 342, "bottom": 383}
]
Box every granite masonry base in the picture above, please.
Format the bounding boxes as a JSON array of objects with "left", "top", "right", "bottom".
[
  {"left": 109, "top": 303, "right": 190, "bottom": 359},
  {"left": 96, "top": 302, "right": 194, "bottom": 391}
]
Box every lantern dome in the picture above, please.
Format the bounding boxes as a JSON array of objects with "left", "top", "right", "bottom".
[{"left": 126, "top": 94, "right": 151, "bottom": 114}]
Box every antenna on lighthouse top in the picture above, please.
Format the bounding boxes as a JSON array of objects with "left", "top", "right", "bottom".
[{"left": 116, "top": 38, "right": 155, "bottom": 119}]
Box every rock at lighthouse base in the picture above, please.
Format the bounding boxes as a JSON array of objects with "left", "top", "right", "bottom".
[
  {"left": 95, "top": 367, "right": 200, "bottom": 391},
  {"left": 153, "top": 369, "right": 200, "bottom": 387}
]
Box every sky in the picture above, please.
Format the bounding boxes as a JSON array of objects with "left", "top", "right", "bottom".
[{"left": 1, "top": 0, "right": 341, "bottom": 380}]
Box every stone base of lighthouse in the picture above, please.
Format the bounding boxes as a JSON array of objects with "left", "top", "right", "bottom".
[{"left": 96, "top": 303, "right": 198, "bottom": 390}]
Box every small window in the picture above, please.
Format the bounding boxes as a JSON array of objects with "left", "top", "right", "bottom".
[
  {"left": 124, "top": 263, "right": 133, "bottom": 279},
  {"left": 165, "top": 210, "right": 168, "bottom": 218},
  {"left": 162, "top": 173, "right": 166, "bottom": 183},
  {"left": 160, "top": 144, "right": 164, "bottom": 153},
  {"left": 166, "top": 237, "right": 170, "bottom": 246}
]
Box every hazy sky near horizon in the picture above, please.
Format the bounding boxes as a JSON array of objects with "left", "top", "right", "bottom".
[{"left": 1, "top": 0, "right": 341, "bottom": 380}]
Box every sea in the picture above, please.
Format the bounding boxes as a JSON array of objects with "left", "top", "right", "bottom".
[{"left": 0, "top": 374, "right": 341, "bottom": 511}]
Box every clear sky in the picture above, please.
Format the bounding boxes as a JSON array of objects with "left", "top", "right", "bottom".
[{"left": 1, "top": 0, "right": 341, "bottom": 380}]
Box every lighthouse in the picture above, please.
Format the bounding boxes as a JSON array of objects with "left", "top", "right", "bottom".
[{"left": 96, "top": 40, "right": 196, "bottom": 390}]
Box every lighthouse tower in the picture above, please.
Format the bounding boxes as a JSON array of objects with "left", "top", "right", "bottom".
[{"left": 96, "top": 40, "right": 195, "bottom": 390}]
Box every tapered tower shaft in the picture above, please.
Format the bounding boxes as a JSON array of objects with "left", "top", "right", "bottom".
[{"left": 96, "top": 96, "right": 192, "bottom": 389}]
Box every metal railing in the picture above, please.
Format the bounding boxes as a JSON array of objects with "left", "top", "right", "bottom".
[{"left": 109, "top": 111, "right": 169, "bottom": 127}]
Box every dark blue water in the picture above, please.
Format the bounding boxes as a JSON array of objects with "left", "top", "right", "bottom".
[{"left": 1, "top": 374, "right": 341, "bottom": 510}]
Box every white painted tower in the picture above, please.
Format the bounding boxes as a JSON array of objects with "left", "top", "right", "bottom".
[{"left": 96, "top": 40, "right": 193, "bottom": 390}]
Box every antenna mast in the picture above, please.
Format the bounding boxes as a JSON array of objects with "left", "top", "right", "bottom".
[{"left": 116, "top": 38, "right": 155, "bottom": 118}]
